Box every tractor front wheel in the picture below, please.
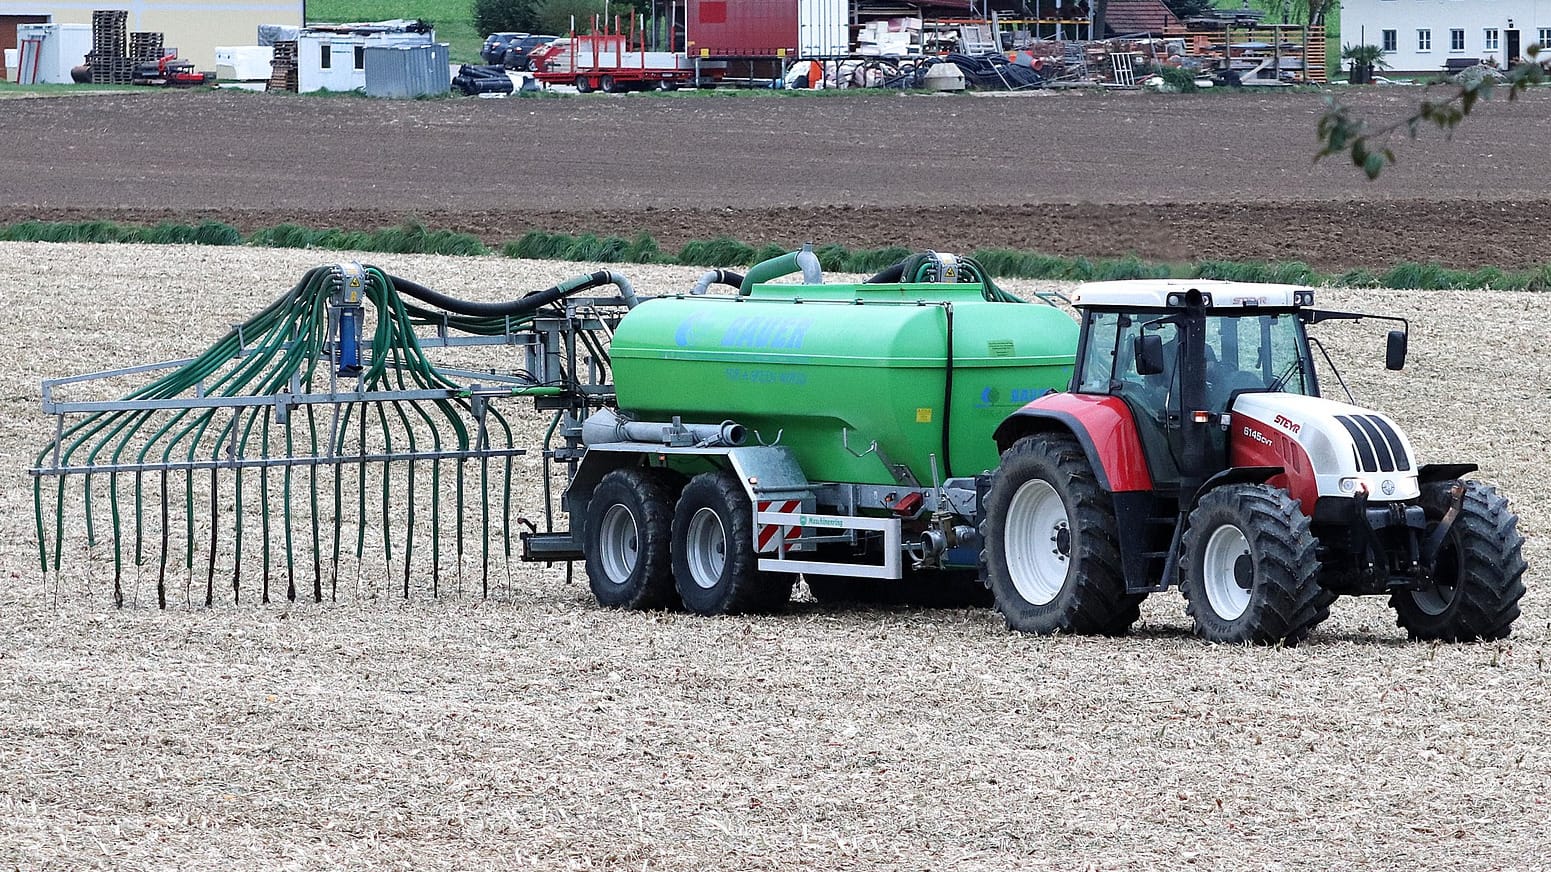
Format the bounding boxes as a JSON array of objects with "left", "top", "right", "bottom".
[
  {"left": 673, "top": 471, "right": 793, "bottom": 615},
  {"left": 583, "top": 467, "right": 678, "bottom": 609},
  {"left": 983, "top": 433, "right": 1142, "bottom": 635},
  {"left": 1181, "top": 484, "right": 1326, "bottom": 645},
  {"left": 1391, "top": 480, "right": 1527, "bottom": 641}
]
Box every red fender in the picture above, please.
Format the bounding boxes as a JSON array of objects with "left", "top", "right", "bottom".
[{"left": 994, "top": 393, "right": 1154, "bottom": 493}]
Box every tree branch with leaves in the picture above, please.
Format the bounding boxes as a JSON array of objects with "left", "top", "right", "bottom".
[{"left": 1317, "top": 47, "right": 1546, "bottom": 179}]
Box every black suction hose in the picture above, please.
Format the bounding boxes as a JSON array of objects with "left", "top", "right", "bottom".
[{"left": 386, "top": 270, "right": 626, "bottom": 317}]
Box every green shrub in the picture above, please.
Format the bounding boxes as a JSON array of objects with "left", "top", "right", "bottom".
[{"left": 474, "top": 0, "right": 539, "bottom": 37}]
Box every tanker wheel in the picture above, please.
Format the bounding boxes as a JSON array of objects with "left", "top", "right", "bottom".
[
  {"left": 672, "top": 470, "right": 793, "bottom": 615},
  {"left": 984, "top": 433, "right": 1142, "bottom": 635},
  {"left": 655, "top": 79, "right": 678, "bottom": 91},
  {"left": 1391, "top": 480, "right": 1527, "bottom": 641},
  {"left": 1181, "top": 484, "right": 1325, "bottom": 645},
  {"left": 583, "top": 467, "right": 677, "bottom": 610},
  {"left": 575, "top": 75, "right": 593, "bottom": 93},
  {"left": 599, "top": 74, "right": 619, "bottom": 93}
]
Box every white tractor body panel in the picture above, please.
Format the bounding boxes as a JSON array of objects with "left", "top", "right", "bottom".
[{"left": 1232, "top": 392, "right": 1421, "bottom": 502}]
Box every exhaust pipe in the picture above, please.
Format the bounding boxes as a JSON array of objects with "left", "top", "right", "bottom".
[{"left": 582, "top": 408, "right": 746, "bottom": 448}]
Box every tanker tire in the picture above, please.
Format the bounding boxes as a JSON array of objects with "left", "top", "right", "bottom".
[
  {"left": 1181, "top": 484, "right": 1324, "bottom": 645},
  {"left": 600, "top": 74, "right": 619, "bottom": 93},
  {"left": 583, "top": 467, "right": 678, "bottom": 610},
  {"left": 673, "top": 471, "right": 793, "bottom": 615},
  {"left": 984, "top": 433, "right": 1142, "bottom": 635},
  {"left": 575, "top": 75, "right": 593, "bottom": 93},
  {"left": 1391, "top": 480, "right": 1527, "bottom": 641}
]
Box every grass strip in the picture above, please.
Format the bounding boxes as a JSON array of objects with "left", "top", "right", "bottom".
[{"left": 5, "top": 219, "right": 1551, "bottom": 291}]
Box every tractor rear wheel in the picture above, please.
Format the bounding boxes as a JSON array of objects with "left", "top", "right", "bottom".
[
  {"left": 1181, "top": 484, "right": 1325, "bottom": 644},
  {"left": 673, "top": 470, "right": 793, "bottom": 615},
  {"left": 583, "top": 467, "right": 678, "bottom": 609},
  {"left": 1391, "top": 480, "right": 1527, "bottom": 641},
  {"left": 984, "top": 433, "right": 1142, "bottom": 635}
]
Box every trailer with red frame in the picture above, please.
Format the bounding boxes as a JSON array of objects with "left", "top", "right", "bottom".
[{"left": 531, "top": 18, "right": 713, "bottom": 92}]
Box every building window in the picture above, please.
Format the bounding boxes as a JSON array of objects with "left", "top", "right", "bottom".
[
  {"left": 320, "top": 43, "right": 331, "bottom": 69},
  {"left": 1450, "top": 29, "right": 1465, "bottom": 51},
  {"left": 1382, "top": 29, "right": 1397, "bottom": 52},
  {"left": 1417, "top": 29, "right": 1431, "bottom": 51},
  {"left": 1540, "top": 29, "right": 1551, "bottom": 48},
  {"left": 354, "top": 46, "right": 365, "bottom": 70},
  {"left": 1485, "top": 28, "right": 1499, "bottom": 51}
]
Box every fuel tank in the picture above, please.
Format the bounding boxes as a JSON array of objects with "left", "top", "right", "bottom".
[{"left": 609, "top": 281, "right": 1079, "bottom": 486}]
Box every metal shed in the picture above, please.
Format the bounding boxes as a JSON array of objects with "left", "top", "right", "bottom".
[{"left": 364, "top": 43, "right": 450, "bottom": 98}]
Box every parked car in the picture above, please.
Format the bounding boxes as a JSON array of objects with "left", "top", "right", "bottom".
[
  {"left": 503, "top": 35, "right": 560, "bottom": 71},
  {"left": 481, "top": 32, "right": 526, "bottom": 66}
]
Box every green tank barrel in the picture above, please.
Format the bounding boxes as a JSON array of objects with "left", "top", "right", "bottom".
[{"left": 610, "top": 281, "right": 1078, "bottom": 486}]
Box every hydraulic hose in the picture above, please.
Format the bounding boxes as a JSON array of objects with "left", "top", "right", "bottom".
[
  {"left": 387, "top": 269, "right": 639, "bottom": 317},
  {"left": 691, "top": 268, "right": 746, "bottom": 295},
  {"left": 738, "top": 245, "right": 823, "bottom": 295}
]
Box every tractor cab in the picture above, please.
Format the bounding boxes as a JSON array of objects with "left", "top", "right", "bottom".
[{"left": 1070, "top": 280, "right": 1326, "bottom": 495}]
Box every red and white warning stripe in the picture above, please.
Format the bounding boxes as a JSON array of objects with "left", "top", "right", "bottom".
[{"left": 756, "top": 499, "right": 804, "bottom": 551}]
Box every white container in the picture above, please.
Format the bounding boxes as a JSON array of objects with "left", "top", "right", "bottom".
[
  {"left": 4, "top": 48, "right": 17, "bottom": 83},
  {"left": 214, "top": 46, "right": 274, "bottom": 81},
  {"left": 297, "top": 31, "right": 431, "bottom": 92},
  {"left": 798, "top": 0, "right": 847, "bottom": 57},
  {"left": 16, "top": 23, "right": 92, "bottom": 84}
]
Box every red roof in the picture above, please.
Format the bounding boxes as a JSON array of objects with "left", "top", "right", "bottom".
[{"left": 1104, "top": 0, "right": 1180, "bottom": 35}]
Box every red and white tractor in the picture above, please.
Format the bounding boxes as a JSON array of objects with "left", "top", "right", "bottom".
[{"left": 985, "top": 280, "right": 1527, "bottom": 644}]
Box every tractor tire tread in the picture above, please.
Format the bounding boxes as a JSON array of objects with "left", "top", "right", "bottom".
[
  {"left": 1181, "top": 484, "right": 1324, "bottom": 645},
  {"left": 1391, "top": 481, "right": 1526, "bottom": 641},
  {"left": 986, "top": 433, "right": 1143, "bottom": 636}
]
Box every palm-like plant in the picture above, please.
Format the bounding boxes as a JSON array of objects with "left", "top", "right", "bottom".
[{"left": 1341, "top": 43, "right": 1389, "bottom": 84}]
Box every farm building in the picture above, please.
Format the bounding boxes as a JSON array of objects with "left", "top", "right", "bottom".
[
  {"left": 0, "top": 1, "right": 302, "bottom": 74},
  {"left": 1342, "top": 0, "right": 1550, "bottom": 73}
]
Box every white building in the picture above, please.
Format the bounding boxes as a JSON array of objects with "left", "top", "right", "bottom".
[
  {"left": 1342, "top": 0, "right": 1550, "bottom": 73},
  {"left": 1, "top": 1, "right": 302, "bottom": 74}
]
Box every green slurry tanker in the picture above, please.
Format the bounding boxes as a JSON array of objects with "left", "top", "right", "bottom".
[{"left": 33, "top": 249, "right": 1526, "bottom": 644}]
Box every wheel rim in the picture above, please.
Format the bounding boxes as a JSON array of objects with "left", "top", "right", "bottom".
[
  {"left": 596, "top": 503, "right": 639, "bottom": 584},
  {"left": 1004, "top": 479, "right": 1071, "bottom": 605},
  {"left": 1412, "top": 535, "right": 1460, "bottom": 616},
  {"left": 1202, "top": 524, "right": 1253, "bottom": 620},
  {"left": 684, "top": 506, "right": 727, "bottom": 590}
]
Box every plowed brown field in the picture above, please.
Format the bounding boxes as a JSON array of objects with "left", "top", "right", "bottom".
[{"left": 3, "top": 87, "right": 1550, "bottom": 269}]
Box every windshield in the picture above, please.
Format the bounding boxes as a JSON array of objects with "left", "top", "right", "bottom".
[
  {"left": 1202, "top": 311, "right": 1316, "bottom": 407},
  {"left": 1077, "top": 309, "right": 1317, "bottom": 410}
]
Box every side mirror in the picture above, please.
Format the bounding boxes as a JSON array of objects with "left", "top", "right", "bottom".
[
  {"left": 1135, "top": 334, "right": 1165, "bottom": 376},
  {"left": 1385, "top": 330, "right": 1408, "bottom": 371}
]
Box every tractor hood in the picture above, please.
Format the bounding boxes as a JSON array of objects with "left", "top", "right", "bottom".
[{"left": 1231, "top": 392, "right": 1421, "bottom": 503}]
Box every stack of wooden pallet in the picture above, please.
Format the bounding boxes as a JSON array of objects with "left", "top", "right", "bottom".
[
  {"left": 267, "top": 40, "right": 298, "bottom": 92},
  {"left": 129, "top": 31, "right": 164, "bottom": 62},
  {"left": 88, "top": 10, "right": 132, "bottom": 85}
]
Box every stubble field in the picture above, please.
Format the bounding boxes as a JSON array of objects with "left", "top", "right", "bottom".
[{"left": 0, "top": 240, "right": 1547, "bottom": 871}]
